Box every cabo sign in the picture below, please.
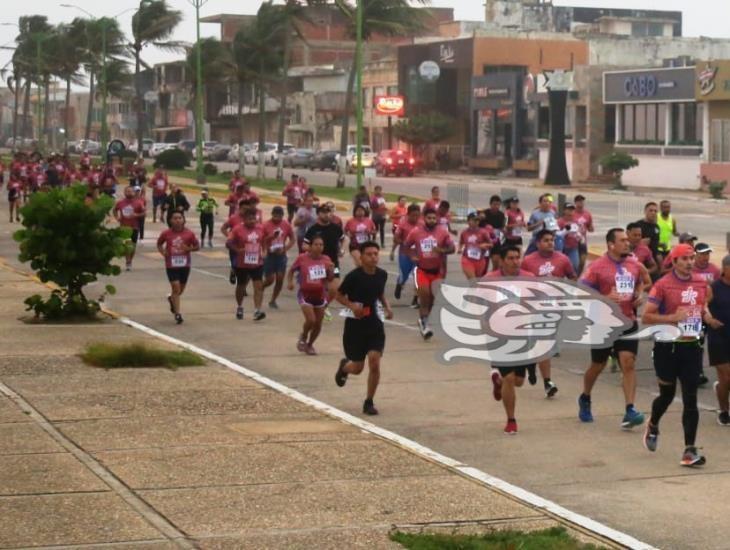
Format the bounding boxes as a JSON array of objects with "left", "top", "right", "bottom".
[{"left": 374, "top": 95, "right": 405, "bottom": 117}]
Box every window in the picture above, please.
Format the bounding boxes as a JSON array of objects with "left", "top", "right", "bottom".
[
  {"left": 620, "top": 103, "right": 666, "bottom": 144},
  {"left": 363, "top": 87, "right": 372, "bottom": 110},
  {"left": 632, "top": 22, "right": 665, "bottom": 37},
  {"left": 711, "top": 120, "right": 730, "bottom": 162},
  {"left": 604, "top": 105, "right": 616, "bottom": 142},
  {"left": 387, "top": 85, "right": 398, "bottom": 96},
  {"left": 670, "top": 103, "right": 702, "bottom": 145}
]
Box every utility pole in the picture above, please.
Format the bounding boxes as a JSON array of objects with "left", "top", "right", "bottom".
[{"left": 355, "top": 0, "right": 364, "bottom": 189}]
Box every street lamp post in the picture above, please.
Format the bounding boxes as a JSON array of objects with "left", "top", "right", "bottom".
[
  {"left": 187, "top": 0, "right": 209, "bottom": 184},
  {"left": 1, "top": 23, "right": 20, "bottom": 154}
]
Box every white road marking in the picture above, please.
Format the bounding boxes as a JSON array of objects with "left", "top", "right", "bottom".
[{"left": 117, "top": 315, "right": 657, "bottom": 550}]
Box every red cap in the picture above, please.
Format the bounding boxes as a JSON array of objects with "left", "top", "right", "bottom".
[{"left": 669, "top": 243, "right": 695, "bottom": 261}]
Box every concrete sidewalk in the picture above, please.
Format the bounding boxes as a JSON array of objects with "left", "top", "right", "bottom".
[{"left": 0, "top": 265, "right": 621, "bottom": 549}]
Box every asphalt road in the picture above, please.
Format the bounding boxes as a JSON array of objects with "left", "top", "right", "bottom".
[{"left": 3, "top": 177, "right": 730, "bottom": 549}]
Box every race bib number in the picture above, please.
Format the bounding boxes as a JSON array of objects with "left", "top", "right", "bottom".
[
  {"left": 420, "top": 238, "right": 435, "bottom": 254},
  {"left": 615, "top": 273, "right": 635, "bottom": 295},
  {"left": 356, "top": 233, "right": 368, "bottom": 243},
  {"left": 156, "top": 179, "right": 165, "bottom": 189},
  {"left": 293, "top": 189, "right": 302, "bottom": 200},
  {"left": 170, "top": 255, "right": 188, "bottom": 268},
  {"left": 512, "top": 227, "right": 523, "bottom": 237},
  {"left": 544, "top": 217, "right": 559, "bottom": 231},
  {"left": 679, "top": 316, "right": 702, "bottom": 338},
  {"left": 308, "top": 264, "right": 326, "bottom": 281},
  {"left": 244, "top": 251, "right": 259, "bottom": 265},
  {"left": 122, "top": 206, "right": 134, "bottom": 218},
  {"left": 466, "top": 247, "right": 482, "bottom": 260}
]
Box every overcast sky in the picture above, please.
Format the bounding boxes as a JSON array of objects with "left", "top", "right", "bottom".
[{"left": 1, "top": 0, "right": 728, "bottom": 77}]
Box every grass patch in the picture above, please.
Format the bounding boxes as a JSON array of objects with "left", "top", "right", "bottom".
[
  {"left": 80, "top": 342, "right": 205, "bottom": 370},
  {"left": 390, "top": 527, "right": 607, "bottom": 550},
  {"left": 169, "top": 169, "right": 420, "bottom": 203}
]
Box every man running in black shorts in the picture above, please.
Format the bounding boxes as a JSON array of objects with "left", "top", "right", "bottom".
[{"left": 334, "top": 241, "right": 393, "bottom": 415}]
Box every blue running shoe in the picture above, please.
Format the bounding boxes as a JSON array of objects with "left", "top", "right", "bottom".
[
  {"left": 621, "top": 407, "right": 645, "bottom": 430},
  {"left": 578, "top": 394, "right": 593, "bottom": 423},
  {"left": 643, "top": 423, "right": 659, "bottom": 452}
]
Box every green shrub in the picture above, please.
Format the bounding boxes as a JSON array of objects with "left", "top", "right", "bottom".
[
  {"left": 599, "top": 151, "right": 639, "bottom": 186},
  {"left": 154, "top": 148, "right": 189, "bottom": 170},
  {"left": 709, "top": 180, "right": 727, "bottom": 199},
  {"left": 13, "top": 185, "right": 128, "bottom": 319},
  {"left": 203, "top": 162, "right": 218, "bottom": 176},
  {"left": 81, "top": 342, "right": 205, "bottom": 369}
]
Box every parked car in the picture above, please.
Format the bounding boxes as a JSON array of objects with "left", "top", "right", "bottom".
[
  {"left": 246, "top": 142, "right": 277, "bottom": 165},
  {"left": 375, "top": 149, "right": 416, "bottom": 177},
  {"left": 192, "top": 141, "right": 219, "bottom": 160},
  {"left": 150, "top": 142, "right": 175, "bottom": 158},
  {"left": 283, "top": 148, "right": 314, "bottom": 168},
  {"left": 175, "top": 140, "right": 196, "bottom": 157},
  {"left": 309, "top": 149, "right": 339, "bottom": 171},
  {"left": 336, "top": 145, "right": 375, "bottom": 173},
  {"left": 210, "top": 143, "right": 232, "bottom": 162},
  {"left": 265, "top": 143, "right": 295, "bottom": 165},
  {"left": 130, "top": 138, "right": 154, "bottom": 157},
  {"left": 76, "top": 139, "right": 101, "bottom": 155},
  {"left": 228, "top": 143, "right": 250, "bottom": 162}
]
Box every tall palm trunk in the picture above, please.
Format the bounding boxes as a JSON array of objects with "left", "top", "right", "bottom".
[
  {"left": 43, "top": 77, "right": 50, "bottom": 149},
  {"left": 85, "top": 71, "right": 95, "bottom": 140},
  {"left": 336, "top": 57, "right": 357, "bottom": 188},
  {"left": 237, "top": 79, "right": 246, "bottom": 175},
  {"left": 21, "top": 79, "right": 31, "bottom": 143},
  {"left": 11, "top": 74, "right": 20, "bottom": 154},
  {"left": 256, "top": 79, "right": 266, "bottom": 180},
  {"left": 64, "top": 77, "right": 71, "bottom": 153},
  {"left": 275, "top": 23, "right": 291, "bottom": 182},
  {"left": 134, "top": 45, "right": 144, "bottom": 159}
]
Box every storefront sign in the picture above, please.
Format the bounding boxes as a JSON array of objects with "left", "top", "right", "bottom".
[
  {"left": 419, "top": 60, "right": 441, "bottom": 82},
  {"left": 374, "top": 95, "right": 405, "bottom": 116},
  {"left": 439, "top": 44, "right": 455, "bottom": 64},
  {"left": 604, "top": 67, "right": 695, "bottom": 104},
  {"left": 473, "top": 87, "right": 510, "bottom": 99},
  {"left": 472, "top": 74, "right": 519, "bottom": 110},
  {"left": 695, "top": 61, "right": 730, "bottom": 101}
]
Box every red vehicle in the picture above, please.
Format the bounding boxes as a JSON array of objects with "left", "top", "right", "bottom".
[{"left": 375, "top": 149, "right": 415, "bottom": 177}]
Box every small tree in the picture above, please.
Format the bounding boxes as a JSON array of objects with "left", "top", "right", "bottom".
[
  {"left": 393, "top": 113, "right": 457, "bottom": 166},
  {"left": 13, "top": 185, "right": 128, "bottom": 319},
  {"left": 154, "top": 148, "right": 189, "bottom": 170},
  {"left": 599, "top": 151, "right": 639, "bottom": 188}
]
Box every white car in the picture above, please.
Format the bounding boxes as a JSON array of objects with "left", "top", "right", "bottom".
[
  {"left": 265, "top": 143, "right": 294, "bottom": 165},
  {"left": 336, "top": 145, "right": 375, "bottom": 173},
  {"left": 245, "top": 143, "right": 277, "bottom": 165},
  {"left": 150, "top": 142, "right": 174, "bottom": 158}
]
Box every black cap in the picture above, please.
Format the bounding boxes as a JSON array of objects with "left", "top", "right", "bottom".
[{"left": 695, "top": 242, "right": 713, "bottom": 254}]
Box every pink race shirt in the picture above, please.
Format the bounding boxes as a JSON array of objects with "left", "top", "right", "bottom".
[
  {"left": 370, "top": 195, "right": 388, "bottom": 216},
  {"left": 580, "top": 254, "right": 643, "bottom": 319},
  {"left": 227, "top": 224, "right": 265, "bottom": 268},
  {"left": 459, "top": 227, "right": 492, "bottom": 261},
  {"left": 395, "top": 220, "right": 419, "bottom": 256},
  {"left": 344, "top": 217, "right": 376, "bottom": 246},
  {"left": 423, "top": 198, "right": 441, "bottom": 212},
  {"left": 505, "top": 209, "right": 525, "bottom": 239},
  {"left": 404, "top": 225, "right": 454, "bottom": 271},
  {"left": 631, "top": 244, "right": 654, "bottom": 267},
  {"left": 558, "top": 218, "right": 581, "bottom": 250},
  {"left": 522, "top": 251, "right": 576, "bottom": 279},
  {"left": 283, "top": 182, "right": 306, "bottom": 205},
  {"left": 694, "top": 263, "right": 721, "bottom": 283},
  {"left": 648, "top": 271, "right": 709, "bottom": 338},
  {"left": 575, "top": 209, "right": 593, "bottom": 241},
  {"left": 157, "top": 228, "right": 199, "bottom": 269},
  {"left": 291, "top": 253, "right": 334, "bottom": 300},
  {"left": 262, "top": 219, "right": 294, "bottom": 253},
  {"left": 114, "top": 198, "right": 145, "bottom": 229}
]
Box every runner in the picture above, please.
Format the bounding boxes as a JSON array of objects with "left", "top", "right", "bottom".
[
  {"left": 370, "top": 185, "right": 388, "bottom": 247},
  {"left": 326, "top": 201, "right": 343, "bottom": 227},
  {"left": 225, "top": 184, "right": 249, "bottom": 217},
  {"left": 707, "top": 254, "right": 730, "bottom": 426},
  {"left": 423, "top": 185, "right": 442, "bottom": 212},
  {"left": 282, "top": 173, "right": 306, "bottom": 222},
  {"left": 229, "top": 169, "right": 245, "bottom": 192},
  {"left": 149, "top": 168, "right": 168, "bottom": 223},
  {"left": 221, "top": 200, "right": 248, "bottom": 285},
  {"left": 504, "top": 197, "right": 527, "bottom": 249},
  {"left": 389, "top": 195, "right": 408, "bottom": 235},
  {"left": 627, "top": 222, "right": 658, "bottom": 275},
  {"left": 7, "top": 173, "right": 22, "bottom": 223},
  {"left": 521, "top": 229, "right": 577, "bottom": 396},
  {"left": 352, "top": 185, "right": 371, "bottom": 216},
  {"left": 642, "top": 243, "right": 720, "bottom": 467},
  {"left": 287, "top": 234, "right": 335, "bottom": 355},
  {"left": 334, "top": 241, "right": 393, "bottom": 415},
  {"left": 657, "top": 200, "right": 679, "bottom": 256},
  {"left": 226, "top": 208, "right": 267, "bottom": 321},
  {"left": 164, "top": 185, "right": 190, "bottom": 226},
  {"left": 635, "top": 202, "right": 662, "bottom": 268},
  {"left": 436, "top": 200, "right": 457, "bottom": 236},
  {"left": 344, "top": 204, "right": 376, "bottom": 267},
  {"left": 293, "top": 195, "right": 318, "bottom": 253},
  {"left": 404, "top": 208, "right": 455, "bottom": 339},
  {"left": 481, "top": 195, "right": 506, "bottom": 271},
  {"left": 659, "top": 233, "right": 697, "bottom": 275},
  {"left": 113, "top": 186, "right": 146, "bottom": 271},
  {"left": 304, "top": 205, "right": 345, "bottom": 317},
  {"left": 578, "top": 228, "right": 646, "bottom": 428},
  {"left": 458, "top": 212, "right": 494, "bottom": 281},
  {"left": 557, "top": 203, "right": 582, "bottom": 275},
  {"left": 262, "top": 205, "right": 295, "bottom": 309},
  {"left": 484, "top": 245, "right": 536, "bottom": 434},
  {"left": 196, "top": 189, "right": 218, "bottom": 247},
  {"left": 526, "top": 194, "right": 559, "bottom": 254},
  {"left": 693, "top": 242, "right": 720, "bottom": 386},
  {"left": 156, "top": 211, "right": 200, "bottom": 324},
  {"left": 391, "top": 204, "right": 421, "bottom": 300}
]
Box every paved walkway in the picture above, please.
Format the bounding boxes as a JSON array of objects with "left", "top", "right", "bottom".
[{"left": 0, "top": 265, "right": 621, "bottom": 549}]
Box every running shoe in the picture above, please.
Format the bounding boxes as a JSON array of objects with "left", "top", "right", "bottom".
[
  {"left": 324, "top": 308, "right": 333, "bottom": 322},
  {"left": 167, "top": 295, "right": 174, "bottom": 314},
  {"left": 491, "top": 370, "right": 502, "bottom": 401},
  {"left": 418, "top": 318, "right": 433, "bottom": 340},
  {"left": 680, "top": 446, "right": 706, "bottom": 467},
  {"left": 268, "top": 301, "right": 279, "bottom": 310},
  {"left": 621, "top": 407, "right": 645, "bottom": 430},
  {"left": 578, "top": 394, "right": 593, "bottom": 423},
  {"left": 305, "top": 344, "right": 317, "bottom": 356},
  {"left": 643, "top": 423, "right": 659, "bottom": 452},
  {"left": 504, "top": 419, "right": 518, "bottom": 435},
  {"left": 208, "top": 240, "right": 213, "bottom": 248},
  {"left": 253, "top": 310, "right": 266, "bottom": 322},
  {"left": 125, "top": 262, "right": 132, "bottom": 271},
  {"left": 717, "top": 411, "right": 730, "bottom": 426},
  {"left": 410, "top": 296, "right": 419, "bottom": 309},
  {"left": 297, "top": 339, "right": 306, "bottom": 352},
  {"left": 229, "top": 270, "right": 236, "bottom": 285},
  {"left": 545, "top": 381, "right": 558, "bottom": 398},
  {"left": 698, "top": 372, "right": 709, "bottom": 386},
  {"left": 236, "top": 307, "right": 244, "bottom": 320},
  {"left": 363, "top": 398, "right": 379, "bottom": 416},
  {"left": 527, "top": 365, "right": 537, "bottom": 386},
  {"left": 394, "top": 282, "right": 403, "bottom": 300},
  {"left": 335, "top": 358, "right": 348, "bottom": 387},
  {"left": 174, "top": 314, "right": 183, "bottom": 325}
]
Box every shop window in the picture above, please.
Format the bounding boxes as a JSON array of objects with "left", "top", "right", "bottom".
[
  {"left": 604, "top": 105, "right": 616, "bottom": 142},
  {"left": 711, "top": 120, "right": 730, "bottom": 162},
  {"left": 671, "top": 103, "right": 702, "bottom": 145},
  {"left": 623, "top": 105, "right": 634, "bottom": 142},
  {"left": 620, "top": 103, "right": 664, "bottom": 144}
]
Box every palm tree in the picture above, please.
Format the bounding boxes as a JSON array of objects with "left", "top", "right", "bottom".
[
  {"left": 131, "top": 0, "right": 184, "bottom": 158},
  {"left": 50, "top": 21, "right": 86, "bottom": 151},
  {"left": 332, "top": 0, "right": 430, "bottom": 186}
]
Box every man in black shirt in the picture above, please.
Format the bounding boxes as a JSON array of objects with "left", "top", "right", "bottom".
[
  {"left": 334, "top": 241, "right": 393, "bottom": 415},
  {"left": 480, "top": 195, "right": 506, "bottom": 270},
  {"left": 304, "top": 205, "right": 344, "bottom": 279},
  {"left": 635, "top": 202, "right": 660, "bottom": 259},
  {"left": 164, "top": 185, "right": 191, "bottom": 226}
]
